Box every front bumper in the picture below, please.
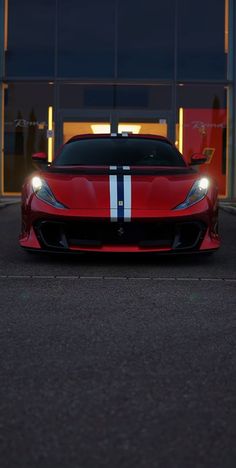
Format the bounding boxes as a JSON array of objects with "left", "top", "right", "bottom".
[{"left": 19, "top": 199, "right": 220, "bottom": 254}]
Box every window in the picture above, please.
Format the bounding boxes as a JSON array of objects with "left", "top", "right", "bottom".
[
  {"left": 58, "top": 0, "right": 115, "bottom": 78},
  {"left": 6, "top": 0, "right": 55, "bottom": 77},
  {"left": 177, "top": 0, "right": 227, "bottom": 79},
  {"left": 59, "top": 85, "right": 114, "bottom": 108},
  {"left": 116, "top": 85, "right": 172, "bottom": 109},
  {"left": 54, "top": 137, "right": 185, "bottom": 167},
  {"left": 117, "top": 0, "right": 175, "bottom": 79}
]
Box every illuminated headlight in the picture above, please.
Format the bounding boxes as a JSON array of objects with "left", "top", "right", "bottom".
[
  {"left": 31, "top": 176, "right": 66, "bottom": 209},
  {"left": 32, "top": 176, "right": 43, "bottom": 191},
  {"left": 174, "top": 178, "right": 209, "bottom": 210}
]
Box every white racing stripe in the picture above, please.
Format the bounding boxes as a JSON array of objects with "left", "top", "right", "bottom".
[
  {"left": 123, "top": 166, "right": 131, "bottom": 221},
  {"left": 123, "top": 166, "right": 131, "bottom": 222},
  {"left": 109, "top": 166, "right": 131, "bottom": 222},
  {"left": 109, "top": 166, "right": 118, "bottom": 222},
  {"left": 124, "top": 174, "right": 131, "bottom": 222}
]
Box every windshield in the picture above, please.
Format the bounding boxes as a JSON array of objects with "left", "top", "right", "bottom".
[{"left": 54, "top": 138, "right": 186, "bottom": 167}]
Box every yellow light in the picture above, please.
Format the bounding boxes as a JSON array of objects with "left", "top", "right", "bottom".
[
  {"left": 90, "top": 124, "right": 141, "bottom": 134},
  {"left": 91, "top": 124, "right": 111, "bottom": 134},
  {"left": 48, "top": 106, "right": 53, "bottom": 163},
  {"left": 118, "top": 124, "right": 141, "bottom": 134},
  {"left": 178, "top": 107, "right": 184, "bottom": 155}
]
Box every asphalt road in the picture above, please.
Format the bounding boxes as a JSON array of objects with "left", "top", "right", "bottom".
[{"left": 0, "top": 205, "right": 236, "bottom": 468}]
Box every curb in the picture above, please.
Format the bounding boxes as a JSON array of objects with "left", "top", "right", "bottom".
[
  {"left": 0, "top": 198, "right": 21, "bottom": 209},
  {"left": 220, "top": 203, "right": 236, "bottom": 216}
]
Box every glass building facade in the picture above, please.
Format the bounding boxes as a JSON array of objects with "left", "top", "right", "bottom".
[{"left": 0, "top": 0, "right": 235, "bottom": 198}]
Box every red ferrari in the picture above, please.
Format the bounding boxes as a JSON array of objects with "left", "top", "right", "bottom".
[{"left": 19, "top": 133, "right": 220, "bottom": 254}]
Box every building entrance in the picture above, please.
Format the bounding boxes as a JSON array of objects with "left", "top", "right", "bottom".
[{"left": 60, "top": 110, "right": 170, "bottom": 146}]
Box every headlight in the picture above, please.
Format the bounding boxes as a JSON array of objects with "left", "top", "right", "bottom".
[
  {"left": 174, "top": 177, "right": 209, "bottom": 210},
  {"left": 31, "top": 176, "right": 67, "bottom": 209}
]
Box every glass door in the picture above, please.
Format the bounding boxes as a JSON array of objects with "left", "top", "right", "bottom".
[
  {"left": 63, "top": 121, "right": 111, "bottom": 143},
  {"left": 59, "top": 110, "right": 172, "bottom": 148},
  {"left": 117, "top": 120, "right": 168, "bottom": 137},
  {"left": 58, "top": 110, "right": 113, "bottom": 147},
  {"left": 116, "top": 111, "right": 171, "bottom": 139}
]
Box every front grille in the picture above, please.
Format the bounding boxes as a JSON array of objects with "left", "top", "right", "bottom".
[{"left": 34, "top": 219, "right": 207, "bottom": 251}]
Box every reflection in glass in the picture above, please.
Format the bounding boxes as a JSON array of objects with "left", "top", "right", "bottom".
[
  {"left": 176, "top": 85, "right": 228, "bottom": 196},
  {"left": 4, "top": 83, "right": 53, "bottom": 193}
]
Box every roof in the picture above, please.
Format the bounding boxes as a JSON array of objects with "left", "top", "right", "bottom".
[{"left": 66, "top": 133, "right": 172, "bottom": 145}]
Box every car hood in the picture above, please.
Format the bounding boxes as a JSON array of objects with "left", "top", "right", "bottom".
[{"left": 40, "top": 166, "right": 199, "bottom": 211}]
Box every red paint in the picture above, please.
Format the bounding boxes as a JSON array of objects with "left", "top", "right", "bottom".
[{"left": 183, "top": 109, "right": 227, "bottom": 195}]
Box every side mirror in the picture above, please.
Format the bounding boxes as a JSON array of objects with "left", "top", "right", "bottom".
[
  {"left": 32, "top": 152, "right": 48, "bottom": 162},
  {"left": 190, "top": 153, "right": 208, "bottom": 165}
]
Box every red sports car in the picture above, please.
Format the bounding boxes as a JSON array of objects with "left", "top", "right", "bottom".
[{"left": 19, "top": 133, "right": 220, "bottom": 254}]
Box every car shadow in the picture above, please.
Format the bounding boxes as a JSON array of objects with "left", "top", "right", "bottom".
[{"left": 22, "top": 248, "right": 217, "bottom": 268}]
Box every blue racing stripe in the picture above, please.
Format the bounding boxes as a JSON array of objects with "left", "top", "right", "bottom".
[{"left": 117, "top": 172, "right": 124, "bottom": 221}]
